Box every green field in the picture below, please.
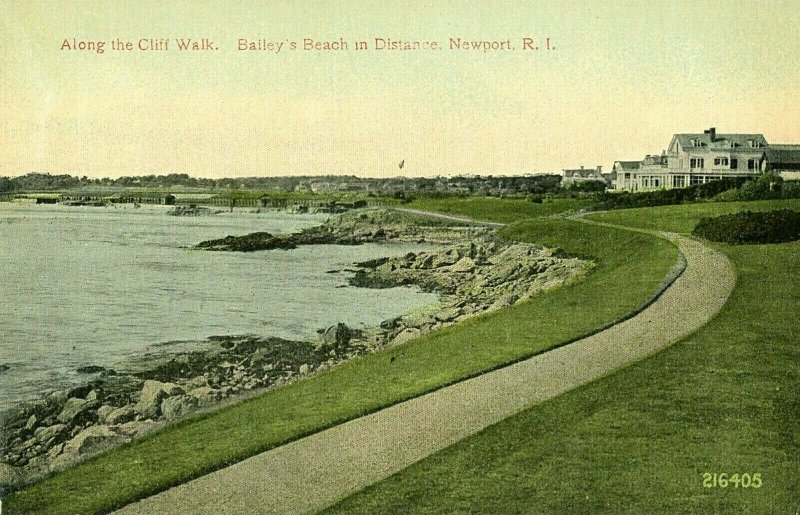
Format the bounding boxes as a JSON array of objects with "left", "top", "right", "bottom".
[
  {"left": 327, "top": 200, "right": 800, "bottom": 513},
  {"left": 589, "top": 198, "right": 800, "bottom": 233},
  {"left": 406, "top": 196, "right": 591, "bottom": 224},
  {"left": 4, "top": 202, "right": 676, "bottom": 514}
]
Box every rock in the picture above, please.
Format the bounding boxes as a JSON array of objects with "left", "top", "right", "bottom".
[
  {"left": 135, "top": 380, "right": 185, "bottom": 419},
  {"left": 432, "top": 250, "right": 460, "bottom": 268},
  {"left": 250, "top": 348, "right": 272, "bottom": 365},
  {"left": 76, "top": 365, "right": 106, "bottom": 374},
  {"left": 186, "top": 375, "right": 208, "bottom": 389},
  {"left": 19, "top": 437, "right": 37, "bottom": 452},
  {"left": 47, "top": 390, "right": 68, "bottom": 404},
  {"left": 24, "top": 414, "right": 38, "bottom": 431},
  {"left": 401, "top": 314, "right": 431, "bottom": 329},
  {"left": 62, "top": 425, "right": 129, "bottom": 457},
  {"left": 322, "top": 323, "right": 351, "bottom": 349},
  {"left": 34, "top": 423, "right": 68, "bottom": 442},
  {"left": 490, "top": 293, "right": 520, "bottom": 311},
  {"left": 380, "top": 317, "right": 402, "bottom": 330},
  {"left": 56, "top": 397, "right": 99, "bottom": 425},
  {"left": 96, "top": 405, "right": 115, "bottom": 422},
  {"left": 160, "top": 395, "right": 198, "bottom": 421},
  {"left": 434, "top": 307, "right": 462, "bottom": 323},
  {"left": 188, "top": 386, "right": 221, "bottom": 405},
  {"left": 242, "top": 379, "right": 260, "bottom": 391},
  {"left": 86, "top": 390, "right": 99, "bottom": 402},
  {"left": 105, "top": 406, "right": 136, "bottom": 425},
  {"left": 450, "top": 256, "right": 476, "bottom": 273},
  {"left": 66, "top": 384, "right": 93, "bottom": 400},
  {"left": 46, "top": 442, "right": 65, "bottom": 460},
  {"left": 389, "top": 328, "right": 423, "bottom": 346},
  {"left": 116, "top": 419, "right": 157, "bottom": 438},
  {"left": 0, "top": 364, "right": 9, "bottom": 373},
  {"left": 417, "top": 254, "right": 436, "bottom": 269},
  {"left": 298, "top": 364, "right": 310, "bottom": 375}
]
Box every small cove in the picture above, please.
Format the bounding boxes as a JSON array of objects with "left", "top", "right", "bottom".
[{"left": 0, "top": 204, "right": 439, "bottom": 409}]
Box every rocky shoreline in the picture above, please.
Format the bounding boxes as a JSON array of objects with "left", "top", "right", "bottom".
[
  {"left": 194, "top": 208, "right": 493, "bottom": 251},
  {"left": 0, "top": 209, "right": 590, "bottom": 494}
]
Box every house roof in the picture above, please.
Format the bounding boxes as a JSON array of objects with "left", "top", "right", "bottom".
[
  {"left": 563, "top": 168, "right": 603, "bottom": 179},
  {"left": 674, "top": 133, "right": 768, "bottom": 150},
  {"left": 766, "top": 144, "right": 800, "bottom": 165},
  {"left": 614, "top": 161, "right": 641, "bottom": 170}
]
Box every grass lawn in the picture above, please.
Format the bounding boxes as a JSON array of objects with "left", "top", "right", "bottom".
[
  {"left": 405, "top": 197, "right": 591, "bottom": 224},
  {"left": 3, "top": 203, "right": 675, "bottom": 514},
  {"left": 589, "top": 198, "right": 800, "bottom": 234},
  {"left": 326, "top": 200, "right": 800, "bottom": 513}
]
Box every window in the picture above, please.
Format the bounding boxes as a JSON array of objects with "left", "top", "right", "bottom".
[
  {"left": 673, "top": 176, "right": 686, "bottom": 188},
  {"left": 690, "top": 176, "right": 703, "bottom": 185},
  {"left": 642, "top": 177, "right": 650, "bottom": 188},
  {"left": 653, "top": 178, "right": 661, "bottom": 188},
  {"left": 730, "top": 158, "right": 738, "bottom": 169},
  {"left": 747, "top": 159, "right": 759, "bottom": 170},
  {"left": 690, "top": 158, "right": 705, "bottom": 169},
  {"left": 714, "top": 157, "right": 729, "bottom": 166}
]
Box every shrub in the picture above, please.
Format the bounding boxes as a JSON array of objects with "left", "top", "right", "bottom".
[
  {"left": 781, "top": 180, "right": 800, "bottom": 199},
  {"left": 692, "top": 209, "right": 800, "bottom": 244},
  {"left": 593, "top": 177, "right": 749, "bottom": 211}
]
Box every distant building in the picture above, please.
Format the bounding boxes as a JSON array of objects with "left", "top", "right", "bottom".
[
  {"left": 612, "top": 161, "right": 641, "bottom": 191},
  {"left": 615, "top": 127, "right": 776, "bottom": 191},
  {"left": 765, "top": 144, "right": 800, "bottom": 180},
  {"left": 562, "top": 166, "right": 604, "bottom": 187}
]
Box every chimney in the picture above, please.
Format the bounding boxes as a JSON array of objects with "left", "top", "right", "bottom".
[
  {"left": 596, "top": 166, "right": 602, "bottom": 173},
  {"left": 705, "top": 127, "right": 716, "bottom": 142}
]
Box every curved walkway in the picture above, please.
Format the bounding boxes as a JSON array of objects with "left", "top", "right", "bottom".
[{"left": 117, "top": 226, "right": 735, "bottom": 515}]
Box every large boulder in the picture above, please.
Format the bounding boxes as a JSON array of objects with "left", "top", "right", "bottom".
[
  {"left": 33, "top": 423, "right": 68, "bottom": 445},
  {"left": 450, "top": 256, "right": 476, "bottom": 273},
  {"left": 116, "top": 419, "right": 157, "bottom": 438},
  {"left": 62, "top": 425, "right": 129, "bottom": 457},
  {"left": 160, "top": 395, "right": 198, "bottom": 421},
  {"left": 188, "top": 386, "right": 222, "bottom": 407},
  {"left": 105, "top": 405, "right": 136, "bottom": 425},
  {"left": 135, "top": 380, "right": 184, "bottom": 419},
  {"left": 96, "top": 405, "right": 115, "bottom": 422},
  {"left": 56, "top": 397, "right": 99, "bottom": 425}
]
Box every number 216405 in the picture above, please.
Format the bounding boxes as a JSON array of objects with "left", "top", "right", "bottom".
[{"left": 703, "top": 473, "right": 762, "bottom": 488}]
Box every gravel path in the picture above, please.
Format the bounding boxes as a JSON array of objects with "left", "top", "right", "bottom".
[{"left": 116, "top": 227, "right": 735, "bottom": 515}]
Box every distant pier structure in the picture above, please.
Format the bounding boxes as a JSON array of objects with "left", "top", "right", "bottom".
[{"left": 57, "top": 193, "right": 176, "bottom": 205}]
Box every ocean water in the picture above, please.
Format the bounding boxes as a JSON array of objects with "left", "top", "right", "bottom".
[{"left": 0, "top": 204, "right": 439, "bottom": 409}]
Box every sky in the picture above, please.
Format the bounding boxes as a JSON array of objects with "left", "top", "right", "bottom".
[{"left": 2, "top": 0, "right": 800, "bottom": 178}]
